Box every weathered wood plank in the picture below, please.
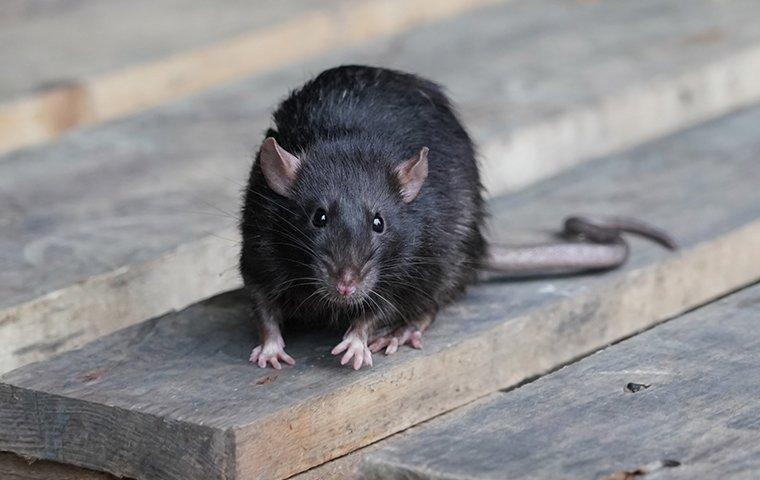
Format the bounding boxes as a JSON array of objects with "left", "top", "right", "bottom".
[
  {"left": 5, "top": 0, "right": 760, "bottom": 374},
  {"left": 357, "top": 284, "right": 760, "bottom": 480},
  {"left": 0, "top": 0, "right": 499, "bottom": 155},
  {"left": 1, "top": 104, "right": 759, "bottom": 479}
]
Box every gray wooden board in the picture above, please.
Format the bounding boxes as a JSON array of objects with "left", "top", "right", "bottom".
[
  {"left": 0, "top": 0, "right": 346, "bottom": 103},
  {"left": 357, "top": 284, "right": 760, "bottom": 480},
  {"left": 6, "top": 0, "right": 760, "bottom": 374},
  {"left": 1, "top": 105, "right": 760, "bottom": 480}
]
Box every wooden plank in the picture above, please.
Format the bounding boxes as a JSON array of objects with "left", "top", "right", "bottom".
[
  {"left": 1, "top": 105, "right": 759, "bottom": 480},
  {"left": 4, "top": 0, "right": 760, "bottom": 375},
  {"left": 0, "top": 0, "right": 501, "bottom": 155},
  {"left": 357, "top": 284, "right": 760, "bottom": 480},
  {"left": 0, "top": 0, "right": 347, "bottom": 103}
]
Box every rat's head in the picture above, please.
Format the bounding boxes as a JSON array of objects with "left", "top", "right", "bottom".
[{"left": 259, "top": 137, "right": 428, "bottom": 307}]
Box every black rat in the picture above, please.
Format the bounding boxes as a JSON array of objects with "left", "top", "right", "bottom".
[{"left": 239, "top": 65, "right": 675, "bottom": 370}]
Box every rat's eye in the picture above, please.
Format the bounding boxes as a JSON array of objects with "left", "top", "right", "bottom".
[
  {"left": 372, "top": 213, "right": 384, "bottom": 233},
  {"left": 312, "top": 208, "right": 327, "bottom": 228}
]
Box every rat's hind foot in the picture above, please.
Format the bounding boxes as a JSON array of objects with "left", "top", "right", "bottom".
[
  {"left": 369, "top": 312, "right": 435, "bottom": 355},
  {"left": 331, "top": 329, "right": 373, "bottom": 370},
  {"left": 249, "top": 339, "right": 295, "bottom": 370},
  {"left": 369, "top": 325, "right": 423, "bottom": 355}
]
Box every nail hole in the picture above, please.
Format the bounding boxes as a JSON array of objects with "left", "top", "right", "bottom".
[{"left": 625, "top": 382, "right": 651, "bottom": 393}]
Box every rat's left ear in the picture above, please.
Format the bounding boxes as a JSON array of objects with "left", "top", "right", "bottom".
[{"left": 395, "top": 146, "right": 429, "bottom": 203}]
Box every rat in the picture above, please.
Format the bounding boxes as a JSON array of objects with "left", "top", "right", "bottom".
[{"left": 239, "top": 65, "right": 675, "bottom": 370}]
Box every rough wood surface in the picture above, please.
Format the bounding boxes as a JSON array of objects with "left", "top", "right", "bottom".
[
  {"left": 0, "top": 0, "right": 498, "bottom": 155},
  {"left": 358, "top": 285, "right": 760, "bottom": 480},
  {"left": 1, "top": 104, "right": 760, "bottom": 479},
  {"left": 0, "top": 452, "right": 118, "bottom": 480},
  {"left": 5, "top": 0, "right": 760, "bottom": 374}
]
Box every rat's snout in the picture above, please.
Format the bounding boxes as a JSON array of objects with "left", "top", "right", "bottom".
[{"left": 335, "top": 268, "right": 359, "bottom": 297}]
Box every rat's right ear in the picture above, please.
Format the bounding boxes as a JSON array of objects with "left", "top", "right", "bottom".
[{"left": 259, "top": 137, "right": 301, "bottom": 197}]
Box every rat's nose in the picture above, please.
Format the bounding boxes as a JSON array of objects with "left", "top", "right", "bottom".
[{"left": 336, "top": 269, "right": 359, "bottom": 297}]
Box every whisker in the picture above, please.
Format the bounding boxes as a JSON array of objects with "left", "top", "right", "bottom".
[{"left": 369, "top": 289, "right": 401, "bottom": 316}]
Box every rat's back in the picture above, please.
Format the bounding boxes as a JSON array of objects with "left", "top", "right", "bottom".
[{"left": 270, "top": 66, "right": 473, "bottom": 165}]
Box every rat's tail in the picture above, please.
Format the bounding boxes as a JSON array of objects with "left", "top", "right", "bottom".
[{"left": 482, "top": 216, "right": 677, "bottom": 276}]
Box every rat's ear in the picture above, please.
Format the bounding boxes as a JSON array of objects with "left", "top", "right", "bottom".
[
  {"left": 395, "top": 146, "right": 429, "bottom": 203},
  {"left": 259, "top": 137, "right": 301, "bottom": 197}
]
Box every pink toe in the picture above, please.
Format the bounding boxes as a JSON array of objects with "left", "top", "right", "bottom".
[
  {"left": 332, "top": 339, "right": 351, "bottom": 355},
  {"left": 411, "top": 331, "right": 423, "bottom": 349},
  {"left": 341, "top": 350, "right": 352, "bottom": 365},
  {"left": 369, "top": 338, "right": 388, "bottom": 353}
]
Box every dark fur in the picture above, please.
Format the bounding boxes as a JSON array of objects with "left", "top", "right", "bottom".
[{"left": 240, "top": 65, "right": 486, "bottom": 331}]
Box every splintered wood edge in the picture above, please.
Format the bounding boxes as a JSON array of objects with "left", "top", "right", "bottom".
[
  {"left": 0, "top": 0, "right": 500, "bottom": 156},
  {"left": 233, "top": 221, "right": 760, "bottom": 479},
  {"left": 0, "top": 451, "right": 116, "bottom": 480}
]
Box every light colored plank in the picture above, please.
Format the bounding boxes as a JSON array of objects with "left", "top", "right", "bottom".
[
  {"left": 358, "top": 285, "right": 760, "bottom": 480},
  {"left": 5, "top": 0, "right": 760, "bottom": 373},
  {"left": 1, "top": 105, "right": 759, "bottom": 479},
  {"left": 0, "top": 0, "right": 499, "bottom": 155}
]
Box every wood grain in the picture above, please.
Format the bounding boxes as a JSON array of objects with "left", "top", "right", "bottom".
[
  {"left": 358, "top": 285, "right": 760, "bottom": 479},
  {"left": 6, "top": 0, "right": 760, "bottom": 374},
  {"left": 1, "top": 103, "right": 759, "bottom": 479},
  {"left": 0, "top": 0, "right": 500, "bottom": 155}
]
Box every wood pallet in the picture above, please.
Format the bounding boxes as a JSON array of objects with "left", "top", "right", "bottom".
[
  {"left": 1, "top": 104, "right": 759, "bottom": 479},
  {"left": 5, "top": 0, "right": 760, "bottom": 374}
]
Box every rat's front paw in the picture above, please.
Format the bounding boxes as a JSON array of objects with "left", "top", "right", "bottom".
[
  {"left": 331, "top": 332, "right": 373, "bottom": 370},
  {"left": 249, "top": 341, "right": 295, "bottom": 370}
]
